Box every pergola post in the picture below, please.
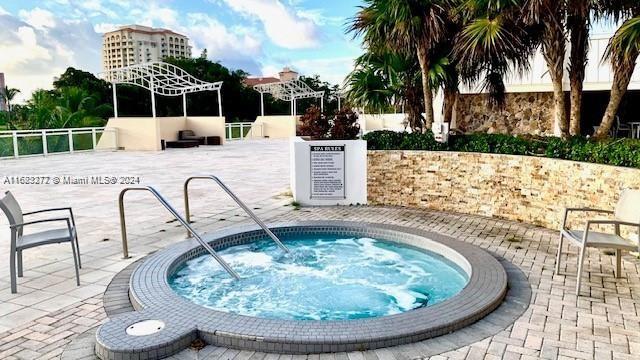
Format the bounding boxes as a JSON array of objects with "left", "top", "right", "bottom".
[
  {"left": 320, "top": 96, "right": 324, "bottom": 113},
  {"left": 182, "top": 93, "right": 187, "bottom": 117},
  {"left": 112, "top": 83, "right": 119, "bottom": 118},
  {"left": 217, "top": 89, "right": 223, "bottom": 116},
  {"left": 260, "top": 93, "right": 265, "bottom": 116},
  {"left": 150, "top": 79, "right": 157, "bottom": 118},
  {"left": 338, "top": 96, "right": 341, "bottom": 111}
]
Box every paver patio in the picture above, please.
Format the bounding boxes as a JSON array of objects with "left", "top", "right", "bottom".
[{"left": 0, "top": 140, "right": 638, "bottom": 360}]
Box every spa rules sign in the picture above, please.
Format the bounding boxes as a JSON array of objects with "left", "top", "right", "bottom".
[{"left": 310, "top": 145, "right": 346, "bottom": 200}]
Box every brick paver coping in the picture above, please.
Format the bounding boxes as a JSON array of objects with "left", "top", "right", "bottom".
[{"left": 95, "top": 221, "right": 508, "bottom": 359}]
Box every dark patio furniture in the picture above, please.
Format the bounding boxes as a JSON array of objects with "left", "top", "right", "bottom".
[
  {"left": 166, "top": 140, "right": 200, "bottom": 148},
  {"left": 179, "top": 130, "right": 205, "bottom": 145},
  {"left": 206, "top": 136, "right": 221, "bottom": 145},
  {"left": 0, "top": 191, "right": 81, "bottom": 293}
]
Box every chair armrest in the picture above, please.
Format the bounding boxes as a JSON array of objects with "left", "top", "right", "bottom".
[
  {"left": 23, "top": 207, "right": 72, "bottom": 216},
  {"left": 10, "top": 217, "right": 72, "bottom": 233},
  {"left": 562, "top": 208, "right": 614, "bottom": 229},
  {"left": 23, "top": 207, "right": 76, "bottom": 227},
  {"left": 585, "top": 219, "right": 640, "bottom": 228},
  {"left": 565, "top": 208, "right": 614, "bottom": 214},
  {"left": 583, "top": 220, "right": 640, "bottom": 251}
]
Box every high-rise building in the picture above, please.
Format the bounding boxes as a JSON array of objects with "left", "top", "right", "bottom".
[
  {"left": 0, "top": 73, "right": 6, "bottom": 112},
  {"left": 102, "top": 25, "right": 192, "bottom": 71}
]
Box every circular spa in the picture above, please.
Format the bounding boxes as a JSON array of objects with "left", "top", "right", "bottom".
[{"left": 95, "top": 222, "right": 508, "bottom": 359}]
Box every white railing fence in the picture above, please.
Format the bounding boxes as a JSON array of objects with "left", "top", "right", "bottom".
[
  {"left": 225, "top": 122, "right": 263, "bottom": 141},
  {"left": 0, "top": 127, "right": 118, "bottom": 159}
]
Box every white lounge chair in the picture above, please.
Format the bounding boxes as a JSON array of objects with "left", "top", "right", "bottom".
[{"left": 555, "top": 189, "right": 640, "bottom": 295}]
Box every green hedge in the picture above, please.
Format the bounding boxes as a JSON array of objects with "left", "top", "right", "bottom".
[{"left": 363, "top": 130, "right": 640, "bottom": 168}]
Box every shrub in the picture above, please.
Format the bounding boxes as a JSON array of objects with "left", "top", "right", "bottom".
[
  {"left": 363, "top": 130, "right": 640, "bottom": 168},
  {"left": 298, "top": 105, "right": 330, "bottom": 140},
  {"left": 329, "top": 108, "right": 360, "bottom": 140},
  {"left": 363, "top": 130, "right": 404, "bottom": 150}
]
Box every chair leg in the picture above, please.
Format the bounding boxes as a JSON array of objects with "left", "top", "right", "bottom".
[
  {"left": 75, "top": 234, "right": 82, "bottom": 269},
  {"left": 615, "top": 249, "right": 622, "bottom": 278},
  {"left": 70, "top": 241, "right": 80, "bottom": 286},
  {"left": 10, "top": 252, "right": 17, "bottom": 294},
  {"left": 555, "top": 232, "right": 564, "bottom": 275},
  {"left": 576, "top": 245, "right": 587, "bottom": 295},
  {"left": 17, "top": 250, "right": 23, "bottom": 278}
]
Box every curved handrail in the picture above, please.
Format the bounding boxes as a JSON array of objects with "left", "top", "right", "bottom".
[
  {"left": 184, "top": 176, "right": 290, "bottom": 253},
  {"left": 118, "top": 186, "right": 240, "bottom": 279}
]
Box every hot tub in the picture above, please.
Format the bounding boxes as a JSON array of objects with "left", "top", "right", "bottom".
[{"left": 95, "top": 221, "right": 507, "bottom": 359}]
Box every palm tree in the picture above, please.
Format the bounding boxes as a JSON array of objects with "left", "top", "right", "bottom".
[
  {"left": 567, "top": 0, "right": 591, "bottom": 135},
  {"left": 522, "top": 0, "right": 570, "bottom": 137},
  {"left": 455, "top": 0, "right": 537, "bottom": 107},
  {"left": 1, "top": 86, "right": 21, "bottom": 127},
  {"left": 24, "top": 87, "right": 110, "bottom": 129},
  {"left": 594, "top": 15, "right": 640, "bottom": 138},
  {"left": 350, "top": 0, "right": 449, "bottom": 130},
  {"left": 345, "top": 50, "right": 424, "bottom": 130}
]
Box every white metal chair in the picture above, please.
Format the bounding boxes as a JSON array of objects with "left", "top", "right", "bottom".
[
  {"left": 555, "top": 189, "right": 640, "bottom": 295},
  {"left": 0, "top": 191, "right": 81, "bottom": 293}
]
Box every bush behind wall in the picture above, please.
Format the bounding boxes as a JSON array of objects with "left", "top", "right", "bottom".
[{"left": 363, "top": 130, "right": 640, "bottom": 168}]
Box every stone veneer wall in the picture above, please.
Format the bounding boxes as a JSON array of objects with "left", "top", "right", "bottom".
[
  {"left": 368, "top": 151, "right": 640, "bottom": 232},
  {"left": 455, "top": 92, "right": 556, "bottom": 135}
]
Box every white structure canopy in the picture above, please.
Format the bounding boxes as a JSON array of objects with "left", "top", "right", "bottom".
[
  {"left": 100, "top": 61, "right": 223, "bottom": 118},
  {"left": 254, "top": 79, "right": 325, "bottom": 116}
]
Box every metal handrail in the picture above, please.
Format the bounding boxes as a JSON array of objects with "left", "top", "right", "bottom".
[
  {"left": 118, "top": 186, "right": 240, "bottom": 279},
  {"left": 184, "top": 175, "right": 290, "bottom": 253}
]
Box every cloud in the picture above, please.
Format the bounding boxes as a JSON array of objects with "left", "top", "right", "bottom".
[
  {"left": 93, "top": 22, "right": 122, "bottom": 33},
  {"left": 18, "top": 8, "right": 56, "bottom": 30},
  {"left": 0, "top": 6, "right": 9, "bottom": 15},
  {"left": 78, "top": 0, "right": 118, "bottom": 18},
  {"left": 125, "top": 3, "right": 265, "bottom": 73},
  {"left": 297, "top": 9, "right": 344, "bottom": 26},
  {"left": 220, "top": 0, "right": 321, "bottom": 49},
  {"left": 181, "top": 13, "right": 263, "bottom": 73},
  {"left": 0, "top": 12, "right": 101, "bottom": 102}
]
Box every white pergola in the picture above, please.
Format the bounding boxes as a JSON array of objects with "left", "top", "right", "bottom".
[
  {"left": 100, "top": 61, "right": 223, "bottom": 118},
  {"left": 254, "top": 79, "right": 325, "bottom": 116}
]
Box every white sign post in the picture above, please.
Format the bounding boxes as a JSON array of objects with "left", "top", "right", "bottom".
[{"left": 291, "top": 138, "right": 367, "bottom": 206}]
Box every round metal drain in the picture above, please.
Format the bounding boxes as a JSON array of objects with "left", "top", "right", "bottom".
[{"left": 125, "top": 320, "right": 165, "bottom": 336}]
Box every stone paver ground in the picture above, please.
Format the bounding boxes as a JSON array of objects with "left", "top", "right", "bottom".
[
  {"left": 0, "top": 140, "right": 639, "bottom": 360},
  {"left": 0, "top": 140, "right": 291, "bottom": 333}
]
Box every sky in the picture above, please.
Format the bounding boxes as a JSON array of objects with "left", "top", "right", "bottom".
[{"left": 0, "top": 0, "right": 364, "bottom": 102}]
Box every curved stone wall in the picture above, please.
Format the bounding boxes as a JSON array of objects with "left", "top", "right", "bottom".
[{"left": 368, "top": 151, "right": 640, "bottom": 230}]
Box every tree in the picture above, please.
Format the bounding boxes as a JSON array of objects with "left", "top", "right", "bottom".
[
  {"left": 1, "top": 86, "right": 21, "bottom": 127},
  {"left": 455, "top": 0, "right": 537, "bottom": 107},
  {"left": 350, "top": 0, "right": 449, "bottom": 130},
  {"left": 522, "top": 0, "right": 570, "bottom": 137},
  {"left": 345, "top": 50, "right": 424, "bottom": 130},
  {"left": 567, "top": 0, "right": 591, "bottom": 135},
  {"left": 594, "top": 15, "right": 640, "bottom": 138}
]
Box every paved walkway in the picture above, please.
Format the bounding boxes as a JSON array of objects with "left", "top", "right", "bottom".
[
  {"left": 0, "top": 140, "right": 291, "bottom": 334},
  {"left": 0, "top": 141, "right": 639, "bottom": 360},
  {"left": 2, "top": 206, "right": 639, "bottom": 360}
]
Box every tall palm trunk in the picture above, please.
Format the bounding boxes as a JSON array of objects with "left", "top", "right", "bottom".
[
  {"left": 568, "top": 3, "right": 589, "bottom": 136},
  {"left": 404, "top": 82, "right": 423, "bottom": 130},
  {"left": 417, "top": 42, "right": 434, "bottom": 131},
  {"left": 594, "top": 64, "right": 636, "bottom": 139},
  {"left": 442, "top": 85, "right": 458, "bottom": 123},
  {"left": 542, "top": 23, "right": 568, "bottom": 137}
]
